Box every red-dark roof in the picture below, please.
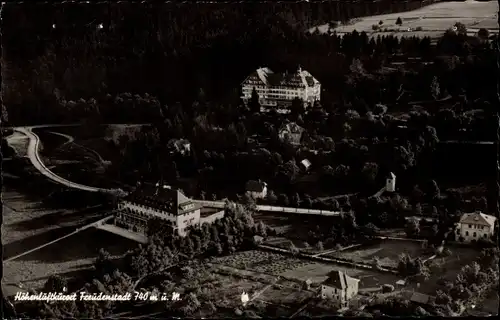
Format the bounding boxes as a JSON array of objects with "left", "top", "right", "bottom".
[
  {"left": 323, "top": 270, "right": 359, "bottom": 289},
  {"left": 242, "top": 67, "right": 319, "bottom": 89},
  {"left": 124, "top": 184, "right": 201, "bottom": 215},
  {"left": 246, "top": 180, "right": 266, "bottom": 192},
  {"left": 459, "top": 212, "right": 496, "bottom": 227}
]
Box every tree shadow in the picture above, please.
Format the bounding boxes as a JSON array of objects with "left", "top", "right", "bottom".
[
  {"left": 7, "top": 228, "right": 137, "bottom": 263},
  {"left": 3, "top": 225, "right": 80, "bottom": 261},
  {"left": 9, "top": 207, "right": 104, "bottom": 232}
]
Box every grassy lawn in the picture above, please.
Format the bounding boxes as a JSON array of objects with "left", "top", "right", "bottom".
[
  {"left": 310, "top": 0, "right": 498, "bottom": 39},
  {"left": 279, "top": 261, "right": 400, "bottom": 290},
  {"left": 408, "top": 245, "right": 481, "bottom": 295},
  {"left": 327, "top": 240, "right": 432, "bottom": 268}
]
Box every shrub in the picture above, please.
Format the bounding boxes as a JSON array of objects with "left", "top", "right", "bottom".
[
  {"left": 478, "top": 28, "right": 489, "bottom": 40},
  {"left": 315, "top": 241, "right": 324, "bottom": 251},
  {"left": 382, "top": 284, "right": 395, "bottom": 293},
  {"left": 415, "top": 26, "right": 423, "bottom": 31},
  {"left": 459, "top": 236, "right": 464, "bottom": 242},
  {"left": 396, "top": 17, "right": 403, "bottom": 25},
  {"left": 379, "top": 20, "right": 384, "bottom": 25},
  {"left": 372, "top": 24, "right": 379, "bottom": 31}
]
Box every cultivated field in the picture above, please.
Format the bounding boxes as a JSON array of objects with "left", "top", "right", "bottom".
[
  {"left": 210, "top": 250, "right": 313, "bottom": 275},
  {"left": 310, "top": 0, "right": 498, "bottom": 39},
  {"left": 203, "top": 258, "right": 316, "bottom": 317}
]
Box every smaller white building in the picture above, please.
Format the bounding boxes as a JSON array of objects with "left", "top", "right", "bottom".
[
  {"left": 321, "top": 270, "right": 360, "bottom": 308},
  {"left": 245, "top": 180, "right": 268, "bottom": 199},
  {"left": 386, "top": 172, "right": 396, "bottom": 192},
  {"left": 300, "top": 159, "right": 311, "bottom": 171},
  {"left": 455, "top": 211, "right": 497, "bottom": 242}
]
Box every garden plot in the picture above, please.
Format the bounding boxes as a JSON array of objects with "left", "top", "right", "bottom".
[
  {"left": 211, "top": 250, "right": 314, "bottom": 275},
  {"left": 327, "top": 240, "right": 431, "bottom": 268}
]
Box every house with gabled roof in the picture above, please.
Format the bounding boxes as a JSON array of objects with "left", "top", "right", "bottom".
[
  {"left": 455, "top": 211, "right": 497, "bottom": 243},
  {"left": 321, "top": 270, "right": 360, "bottom": 307},
  {"left": 240, "top": 66, "right": 321, "bottom": 109},
  {"left": 278, "top": 122, "right": 304, "bottom": 146},
  {"left": 245, "top": 180, "right": 268, "bottom": 199}
]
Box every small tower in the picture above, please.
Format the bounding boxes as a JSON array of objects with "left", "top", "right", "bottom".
[{"left": 386, "top": 172, "right": 396, "bottom": 192}]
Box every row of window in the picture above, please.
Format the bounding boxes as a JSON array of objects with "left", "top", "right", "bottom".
[
  {"left": 459, "top": 229, "right": 488, "bottom": 238},
  {"left": 468, "top": 224, "right": 487, "bottom": 230},
  {"left": 119, "top": 202, "right": 173, "bottom": 216},
  {"left": 117, "top": 214, "right": 148, "bottom": 227},
  {"left": 243, "top": 88, "right": 304, "bottom": 94},
  {"left": 243, "top": 85, "right": 306, "bottom": 92},
  {"left": 182, "top": 217, "right": 196, "bottom": 226}
]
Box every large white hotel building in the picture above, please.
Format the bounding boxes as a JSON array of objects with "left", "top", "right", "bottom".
[
  {"left": 241, "top": 66, "right": 321, "bottom": 109},
  {"left": 115, "top": 184, "right": 224, "bottom": 237}
]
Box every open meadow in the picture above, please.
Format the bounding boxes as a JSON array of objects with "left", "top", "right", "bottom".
[{"left": 310, "top": 0, "right": 498, "bottom": 39}]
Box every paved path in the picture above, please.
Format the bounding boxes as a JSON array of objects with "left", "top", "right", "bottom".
[
  {"left": 50, "top": 130, "right": 107, "bottom": 165},
  {"left": 312, "top": 244, "right": 364, "bottom": 258},
  {"left": 15, "top": 127, "right": 124, "bottom": 196}
]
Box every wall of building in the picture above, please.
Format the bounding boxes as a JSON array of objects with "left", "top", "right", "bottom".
[
  {"left": 457, "top": 223, "right": 492, "bottom": 242},
  {"left": 321, "top": 285, "right": 346, "bottom": 306},
  {"left": 386, "top": 177, "right": 396, "bottom": 192},
  {"left": 200, "top": 210, "right": 225, "bottom": 225},
  {"left": 346, "top": 281, "right": 359, "bottom": 300},
  {"left": 119, "top": 201, "right": 177, "bottom": 222},
  {"left": 241, "top": 83, "right": 318, "bottom": 108},
  {"left": 177, "top": 209, "right": 201, "bottom": 236}
]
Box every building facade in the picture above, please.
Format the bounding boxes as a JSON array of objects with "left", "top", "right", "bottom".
[
  {"left": 241, "top": 67, "right": 321, "bottom": 109},
  {"left": 455, "top": 211, "right": 497, "bottom": 242},
  {"left": 115, "top": 184, "right": 222, "bottom": 237},
  {"left": 321, "top": 270, "right": 360, "bottom": 307}
]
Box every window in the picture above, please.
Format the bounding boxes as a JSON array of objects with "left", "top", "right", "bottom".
[
  {"left": 483, "top": 234, "right": 487, "bottom": 238},
  {"left": 456, "top": 229, "right": 460, "bottom": 234},
  {"left": 469, "top": 224, "right": 472, "bottom": 228},
  {"left": 466, "top": 231, "right": 469, "bottom": 236},
  {"left": 473, "top": 232, "right": 476, "bottom": 237}
]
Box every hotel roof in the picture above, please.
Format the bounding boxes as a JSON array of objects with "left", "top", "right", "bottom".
[
  {"left": 244, "top": 67, "right": 319, "bottom": 88},
  {"left": 459, "top": 211, "right": 496, "bottom": 227},
  {"left": 246, "top": 180, "right": 267, "bottom": 193},
  {"left": 323, "top": 270, "right": 359, "bottom": 289},
  {"left": 124, "top": 184, "right": 201, "bottom": 215}
]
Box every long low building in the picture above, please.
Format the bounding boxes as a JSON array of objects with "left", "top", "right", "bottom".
[{"left": 115, "top": 183, "right": 224, "bottom": 238}]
